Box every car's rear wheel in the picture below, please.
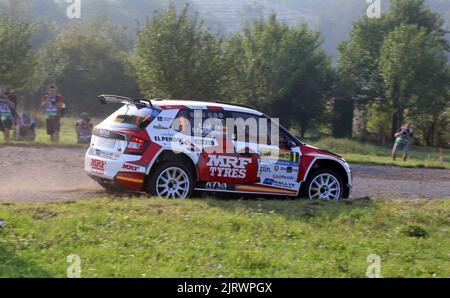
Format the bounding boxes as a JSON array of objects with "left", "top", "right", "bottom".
[
  {"left": 147, "top": 162, "right": 193, "bottom": 199},
  {"left": 303, "top": 169, "right": 343, "bottom": 200}
]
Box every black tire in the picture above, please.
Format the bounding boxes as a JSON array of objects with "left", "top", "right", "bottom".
[
  {"left": 146, "top": 161, "right": 194, "bottom": 199},
  {"left": 301, "top": 169, "right": 344, "bottom": 200}
]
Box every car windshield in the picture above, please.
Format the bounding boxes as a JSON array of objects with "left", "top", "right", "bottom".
[{"left": 102, "top": 105, "right": 160, "bottom": 130}]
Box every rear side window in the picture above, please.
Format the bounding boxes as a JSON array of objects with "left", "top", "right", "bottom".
[
  {"left": 102, "top": 105, "right": 160, "bottom": 130},
  {"left": 174, "top": 109, "right": 226, "bottom": 137}
]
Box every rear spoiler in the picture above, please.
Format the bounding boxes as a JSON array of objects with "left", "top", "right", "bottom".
[{"left": 98, "top": 94, "right": 154, "bottom": 109}]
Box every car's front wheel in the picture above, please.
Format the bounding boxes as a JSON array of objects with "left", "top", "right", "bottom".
[
  {"left": 303, "top": 169, "right": 343, "bottom": 200},
  {"left": 147, "top": 161, "right": 194, "bottom": 199}
]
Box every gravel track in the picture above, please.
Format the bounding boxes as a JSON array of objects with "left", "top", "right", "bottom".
[{"left": 0, "top": 146, "right": 448, "bottom": 202}]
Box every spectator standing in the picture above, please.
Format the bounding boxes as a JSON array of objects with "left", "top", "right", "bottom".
[
  {"left": 0, "top": 85, "right": 16, "bottom": 142},
  {"left": 76, "top": 113, "right": 93, "bottom": 144},
  {"left": 392, "top": 122, "right": 414, "bottom": 162},
  {"left": 41, "top": 84, "right": 64, "bottom": 143},
  {"left": 4, "top": 86, "right": 18, "bottom": 119}
]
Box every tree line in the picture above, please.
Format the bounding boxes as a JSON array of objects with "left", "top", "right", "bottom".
[{"left": 0, "top": 0, "right": 448, "bottom": 146}]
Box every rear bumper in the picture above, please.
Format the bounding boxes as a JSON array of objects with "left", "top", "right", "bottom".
[{"left": 85, "top": 152, "right": 147, "bottom": 191}]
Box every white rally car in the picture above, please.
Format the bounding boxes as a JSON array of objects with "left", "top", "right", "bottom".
[{"left": 85, "top": 95, "right": 352, "bottom": 200}]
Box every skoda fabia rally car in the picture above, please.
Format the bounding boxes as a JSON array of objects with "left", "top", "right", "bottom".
[{"left": 85, "top": 95, "right": 352, "bottom": 200}]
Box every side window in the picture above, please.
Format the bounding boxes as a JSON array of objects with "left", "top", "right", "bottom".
[
  {"left": 202, "top": 110, "right": 226, "bottom": 139},
  {"left": 262, "top": 118, "right": 294, "bottom": 148},
  {"left": 230, "top": 112, "right": 259, "bottom": 144},
  {"left": 279, "top": 130, "right": 292, "bottom": 149},
  {"left": 172, "top": 110, "right": 192, "bottom": 135},
  {"left": 174, "top": 109, "right": 225, "bottom": 138}
]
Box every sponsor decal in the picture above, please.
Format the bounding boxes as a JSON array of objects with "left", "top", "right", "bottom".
[
  {"left": 154, "top": 136, "right": 216, "bottom": 147},
  {"left": 207, "top": 155, "right": 252, "bottom": 179},
  {"left": 153, "top": 124, "right": 170, "bottom": 130},
  {"left": 155, "top": 136, "right": 183, "bottom": 143},
  {"left": 260, "top": 149, "right": 299, "bottom": 163},
  {"left": 194, "top": 138, "right": 215, "bottom": 146},
  {"left": 263, "top": 178, "right": 296, "bottom": 190},
  {"left": 95, "top": 149, "right": 120, "bottom": 160},
  {"left": 122, "top": 164, "right": 140, "bottom": 171},
  {"left": 97, "top": 129, "right": 110, "bottom": 138},
  {"left": 93, "top": 128, "right": 126, "bottom": 140},
  {"left": 272, "top": 174, "right": 296, "bottom": 181},
  {"left": 258, "top": 165, "right": 271, "bottom": 176},
  {"left": 205, "top": 182, "right": 228, "bottom": 191},
  {"left": 157, "top": 116, "right": 173, "bottom": 122},
  {"left": 91, "top": 159, "right": 106, "bottom": 175}
]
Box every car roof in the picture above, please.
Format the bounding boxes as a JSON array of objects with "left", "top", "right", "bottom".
[{"left": 151, "top": 100, "right": 263, "bottom": 116}]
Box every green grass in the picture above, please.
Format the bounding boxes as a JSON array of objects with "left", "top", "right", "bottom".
[
  {"left": 0, "top": 117, "right": 84, "bottom": 147},
  {"left": 0, "top": 197, "right": 449, "bottom": 277},
  {"left": 309, "top": 138, "right": 450, "bottom": 169}
]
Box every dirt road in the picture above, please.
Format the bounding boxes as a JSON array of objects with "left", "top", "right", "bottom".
[{"left": 0, "top": 146, "right": 449, "bottom": 202}]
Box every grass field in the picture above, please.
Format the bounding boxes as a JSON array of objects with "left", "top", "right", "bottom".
[
  {"left": 0, "top": 117, "right": 86, "bottom": 148},
  {"left": 1, "top": 117, "right": 448, "bottom": 169},
  {"left": 310, "top": 138, "right": 450, "bottom": 169},
  {"left": 0, "top": 197, "right": 449, "bottom": 277}
]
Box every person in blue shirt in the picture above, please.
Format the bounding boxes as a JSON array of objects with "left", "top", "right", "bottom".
[
  {"left": 40, "top": 84, "right": 65, "bottom": 143},
  {"left": 18, "top": 112, "right": 36, "bottom": 141},
  {"left": 76, "top": 113, "right": 93, "bottom": 144}
]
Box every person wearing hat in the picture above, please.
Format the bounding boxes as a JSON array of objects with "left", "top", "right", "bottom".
[
  {"left": 75, "top": 113, "right": 93, "bottom": 144},
  {"left": 18, "top": 112, "right": 36, "bottom": 141}
]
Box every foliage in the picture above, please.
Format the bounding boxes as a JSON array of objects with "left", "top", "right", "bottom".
[
  {"left": 30, "top": 17, "right": 139, "bottom": 114},
  {"left": 134, "top": 4, "right": 227, "bottom": 100},
  {"left": 0, "top": 198, "right": 448, "bottom": 277},
  {"left": 0, "top": 16, "right": 34, "bottom": 92},
  {"left": 0, "top": 0, "right": 448, "bottom": 143},
  {"left": 227, "top": 14, "right": 333, "bottom": 135},
  {"left": 337, "top": 0, "right": 449, "bottom": 144}
]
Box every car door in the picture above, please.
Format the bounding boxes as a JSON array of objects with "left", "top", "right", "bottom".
[
  {"left": 196, "top": 110, "right": 259, "bottom": 188},
  {"left": 255, "top": 118, "right": 301, "bottom": 194}
]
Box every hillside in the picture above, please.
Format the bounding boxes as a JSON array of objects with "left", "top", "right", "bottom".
[{"left": 2, "top": 0, "right": 448, "bottom": 59}]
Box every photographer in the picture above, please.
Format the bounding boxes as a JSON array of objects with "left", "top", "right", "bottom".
[
  {"left": 40, "top": 84, "right": 65, "bottom": 143},
  {"left": 392, "top": 122, "right": 414, "bottom": 161}
]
